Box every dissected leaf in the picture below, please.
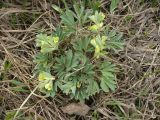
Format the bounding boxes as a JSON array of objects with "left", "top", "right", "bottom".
[
  {"left": 86, "top": 80, "right": 99, "bottom": 96},
  {"left": 100, "top": 79, "right": 109, "bottom": 92},
  {"left": 72, "top": 37, "right": 92, "bottom": 52},
  {"left": 100, "top": 62, "right": 117, "bottom": 92},
  {"left": 60, "top": 10, "right": 76, "bottom": 26},
  {"left": 105, "top": 30, "right": 124, "bottom": 51},
  {"left": 53, "top": 50, "right": 96, "bottom": 101},
  {"left": 73, "top": 3, "right": 92, "bottom": 25},
  {"left": 34, "top": 53, "right": 48, "bottom": 63}
]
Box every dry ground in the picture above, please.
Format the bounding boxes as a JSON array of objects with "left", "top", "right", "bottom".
[{"left": 0, "top": 0, "right": 160, "bottom": 120}]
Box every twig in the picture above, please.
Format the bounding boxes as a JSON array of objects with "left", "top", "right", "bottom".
[{"left": 13, "top": 86, "right": 38, "bottom": 120}]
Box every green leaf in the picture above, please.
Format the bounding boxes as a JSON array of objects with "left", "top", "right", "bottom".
[
  {"left": 102, "top": 71, "right": 115, "bottom": 79},
  {"left": 89, "top": 11, "right": 105, "bottom": 24},
  {"left": 61, "top": 0, "right": 69, "bottom": 10},
  {"left": 86, "top": 0, "right": 101, "bottom": 11},
  {"left": 65, "top": 50, "right": 73, "bottom": 69},
  {"left": 60, "top": 9, "right": 77, "bottom": 36},
  {"left": 72, "top": 38, "right": 92, "bottom": 52},
  {"left": 105, "top": 79, "right": 116, "bottom": 91},
  {"left": 52, "top": 4, "right": 63, "bottom": 13},
  {"left": 82, "top": 9, "right": 92, "bottom": 24},
  {"left": 60, "top": 10, "right": 76, "bottom": 26},
  {"left": 106, "top": 30, "right": 124, "bottom": 51},
  {"left": 4, "top": 60, "right": 12, "bottom": 71},
  {"left": 110, "top": 0, "right": 121, "bottom": 12},
  {"left": 100, "top": 62, "right": 117, "bottom": 92},
  {"left": 36, "top": 34, "right": 59, "bottom": 53},
  {"left": 0, "top": 73, "right": 4, "bottom": 81},
  {"left": 9, "top": 79, "right": 30, "bottom": 93},
  {"left": 86, "top": 80, "right": 99, "bottom": 96},
  {"left": 71, "top": 85, "right": 76, "bottom": 95},
  {"left": 73, "top": 4, "right": 84, "bottom": 19},
  {"left": 10, "top": 79, "right": 23, "bottom": 85},
  {"left": 34, "top": 53, "right": 48, "bottom": 63},
  {"left": 61, "top": 82, "right": 75, "bottom": 95},
  {"left": 10, "top": 86, "right": 29, "bottom": 93},
  {"left": 54, "top": 50, "right": 96, "bottom": 101},
  {"left": 73, "top": 3, "right": 92, "bottom": 25},
  {"left": 100, "top": 79, "right": 109, "bottom": 92},
  {"left": 5, "top": 111, "right": 23, "bottom": 120}
]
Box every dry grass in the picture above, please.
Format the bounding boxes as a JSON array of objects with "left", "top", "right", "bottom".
[{"left": 0, "top": 0, "right": 160, "bottom": 120}]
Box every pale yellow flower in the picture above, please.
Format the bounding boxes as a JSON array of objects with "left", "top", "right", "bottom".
[
  {"left": 53, "top": 36, "right": 59, "bottom": 43},
  {"left": 89, "top": 23, "right": 103, "bottom": 32},
  {"left": 45, "top": 83, "right": 52, "bottom": 91}
]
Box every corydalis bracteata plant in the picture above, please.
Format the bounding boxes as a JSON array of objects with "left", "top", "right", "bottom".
[{"left": 34, "top": 4, "right": 124, "bottom": 102}]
